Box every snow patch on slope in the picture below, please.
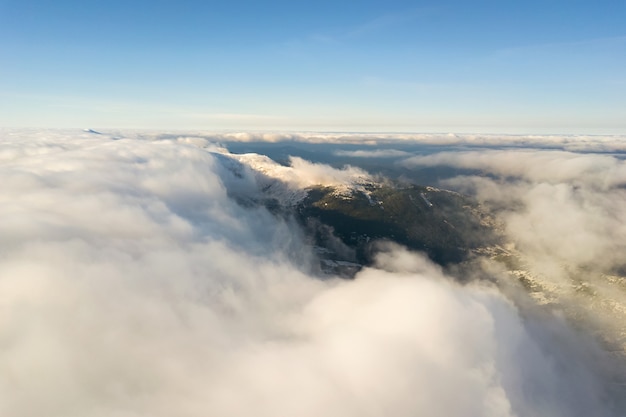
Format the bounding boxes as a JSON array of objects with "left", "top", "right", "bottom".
[{"left": 214, "top": 151, "right": 375, "bottom": 206}]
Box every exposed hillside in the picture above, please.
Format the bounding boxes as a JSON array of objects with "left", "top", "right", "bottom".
[
  {"left": 295, "top": 182, "right": 500, "bottom": 271},
  {"left": 212, "top": 150, "right": 502, "bottom": 276}
]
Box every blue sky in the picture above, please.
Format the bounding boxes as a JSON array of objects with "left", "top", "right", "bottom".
[{"left": 1, "top": 0, "right": 625, "bottom": 133}]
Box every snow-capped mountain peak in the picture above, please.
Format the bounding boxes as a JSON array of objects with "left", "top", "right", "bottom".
[{"left": 213, "top": 149, "right": 375, "bottom": 206}]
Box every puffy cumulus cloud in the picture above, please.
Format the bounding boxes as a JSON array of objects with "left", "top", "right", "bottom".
[
  {"left": 403, "top": 148, "right": 626, "bottom": 356},
  {"left": 229, "top": 154, "right": 372, "bottom": 189},
  {"left": 0, "top": 129, "right": 623, "bottom": 417},
  {"left": 287, "top": 156, "right": 372, "bottom": 188}
]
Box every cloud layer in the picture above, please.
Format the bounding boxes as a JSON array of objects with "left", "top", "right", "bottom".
[
  {"left": 146, "top": 130, "right": 626, "bottom": 153},
  {"left": 403, "top": 148, "right": 626, "bottom": 356},
  {"left": 0, "top": 129, "right": 623, "bottom": 416}
]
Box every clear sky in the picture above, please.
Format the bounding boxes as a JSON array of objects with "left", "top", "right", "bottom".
[{"left": 1, "top": 0, "right": 625, "bottom": 134}]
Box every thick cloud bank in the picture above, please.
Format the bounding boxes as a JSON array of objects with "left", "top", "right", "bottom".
[
  {"left": 404, "top": 149, "right": 626, "bottom": 357},
  {"left": 0, "top": 129, "right": 623, "bottom": 416},
  {"left": 143, "top": 130, "right": 626, "bottom": 153}
]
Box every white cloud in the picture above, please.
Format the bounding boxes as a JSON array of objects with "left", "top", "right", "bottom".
[
  {"left": 141, "top": 131, "right": 626, "bottom": 153},
  {"left": 403, "top": 150, "right": 626, "bottom": 188},
  {"left": 334, "top": 149, "right": 411, "bottom": 158},
  {"left": 403, "top": 150, "right": 626, "bottom": 266},
  {"left": 0, "top": 129, "right": 623, "bottom": 416},
  {"left": 403, "top": 148, "right": 626, "bottom": 362}
]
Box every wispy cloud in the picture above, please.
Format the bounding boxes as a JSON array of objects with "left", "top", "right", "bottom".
[
  {"left": 297, "top": 7, "right": 436, "bottom": 46},
  {"left": 187, "top": 112, "right": 284, "bottom": 122},
  {"left": 495, "top": 35, "right": 626, "bottom": 58},
  {"left": 344, "top": 7, "right": 436, "bottom": 39}
]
